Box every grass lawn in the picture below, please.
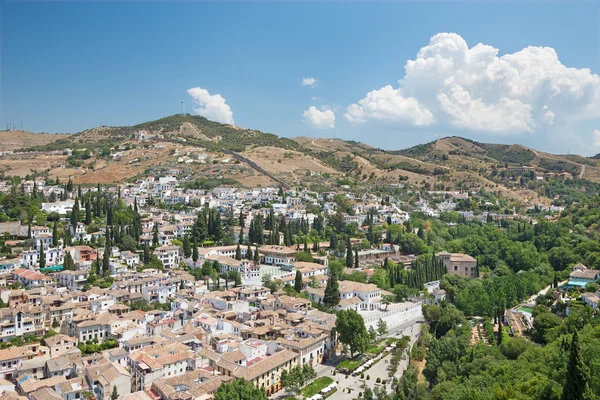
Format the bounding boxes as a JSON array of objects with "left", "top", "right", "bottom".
[
  {"left": 301, "top": 377, "right": 334, "bottom": 399},
  {"left": 336, "top": 359, "right": 361, "bottom": 371},
  {"left": 367, "top": 345, "right": 385, "bottom": 354}
]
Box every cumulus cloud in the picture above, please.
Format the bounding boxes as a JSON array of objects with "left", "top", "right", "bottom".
[
  {"left": 302, "top": 77, "right": 317, "bottom": 87},
  {"left": 594, "top": 130, "right": 600, "bottom": 147},
  {"left": 345, "top": 33, "right": 600, "bottom": 135},
  {"left": 303, "top": 106, "right": 335, "bottom": 129},
  {"left": 187, "top": 87, "right": 234, "bottom": 125}
]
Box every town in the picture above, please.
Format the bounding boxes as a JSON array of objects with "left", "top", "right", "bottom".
[
  {"left": 1, "top": 158, "right": 588, "bottom": 400},
  {"left": 3, "top": 2, "right": 600, "bottom": 398}
]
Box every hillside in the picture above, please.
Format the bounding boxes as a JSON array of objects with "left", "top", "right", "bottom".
[
  {"left": 3, "top": 116, "right": 600, "bottom": 205},
  {"left": 0, "top": 130, "right": 70, "bottom": 152}
]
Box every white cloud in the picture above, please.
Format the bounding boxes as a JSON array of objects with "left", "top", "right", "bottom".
[
  {"left": 302, "top": 77, "right": 317, "bottom": 87},
  {"left": 311, "top": 96, "right": 321, "bottom": 101},
  {"left": 346, "top": 33, "right": 600, "bottom": 135},
  {"left": 594, "top": 130, "right": 600, "bottom": 147},
  {"left": 187, "top": 87, "right": 234, "bottom": 125},
  {"left": 303, "top": 106, "right": 335, "bottom": 129}
]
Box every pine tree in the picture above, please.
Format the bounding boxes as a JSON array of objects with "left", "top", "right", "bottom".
[
  {"left": 294, "top": 270, "right": 303, "bottom": 293},
  {"left": 323, "top": 273, "right": 340, "bottom": 308},
  {"left": 562, "top": 331, "right": 592, "bottom": 400},
  {"left": 235, "top": 244, "right": 242, "bottom": 261}
]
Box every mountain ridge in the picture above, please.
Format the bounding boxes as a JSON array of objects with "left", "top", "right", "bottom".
[{"left": 1, "top": 115, "right": 599, "bottom": 205}]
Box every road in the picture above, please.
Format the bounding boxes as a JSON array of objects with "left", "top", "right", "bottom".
[
  {"left": 525, "top": 280, "right": 568, "bottom": 304},
  {"left": 326, "top": 320, "right": 422, "bottom": 400}
]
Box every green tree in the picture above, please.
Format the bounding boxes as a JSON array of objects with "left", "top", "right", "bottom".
[
  {"left": 323, "top": 273, "right": 340, "bottom": 308},
  {"left": 213, "top": 378, "right": 267, "bottom": 400},
  {"left": 39, "top": 245, "right": 45, "bottom": 269},
  {"left": 381, "top": 294, "right": 394, "bottom": 311},
  {"left": 110, "top": 386, "right": 119, "bottom": 400},
  {"left": 346, "top": 238, "right": 353, "bottom": 268},
  {"left": 254, "top": 245, "right": 260, "bottom": 263},
  {"left": 52, "top": 317, "right": 60, "bottom": 329},
  {"left": 377, "top": 319, "right": 388, "bottom": 337},
  {"left": 336, "top": 309, "right": 370, "bottom": 358},
  {"left": 192, "top": 239, "right": 199, "bottom": 264},
  {"left": 52, "top": 220, "right": 58, "bottom": 246},
  {"left": 182, "top": 234, "right": 192, "bottom": 258},
  {"left": 562, "top": 331, "right": 592, "bottom": 400},
  {"left": 369, "top": 325, "right": 377, "bottom": 342},
  {"left": 235, "top": 244, "right": 242, "bottom": 261},
  {"left": 294, "top": 270, "right": 302, "bottom": 292},
  {"left": 63, "top": 251, "right": 75, "bottom": 271}
]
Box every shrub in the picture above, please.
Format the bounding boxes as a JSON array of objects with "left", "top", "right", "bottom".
[
  {"left": 376, "top": 377, "right": 381, "bottom": 383},
  {"left": 366, "top": 375, "right": 370, "bottom": 380}
]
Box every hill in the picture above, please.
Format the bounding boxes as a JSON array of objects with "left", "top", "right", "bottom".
[
  {"left": 0, "top": 130, "right": 70, "bottom": 152},
  {"left": 3, "top": 116, "right": 600, "bottom": 205}
]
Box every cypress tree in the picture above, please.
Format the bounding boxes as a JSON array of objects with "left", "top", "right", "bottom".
[
  {"left": 554, "top": 273, "right": 559, "bottom": 288},
  {"left": 235, "top": 244, "right": 242, "bottom": 261},
  {"left": 85, "top": 198, "right": 92, "bottom": 225},
  {"left": 330, "top": 230, "right": 337, "bottom": 250},
  {"left": 294, "top": 270, "right": 303, "bottom": 292},
  {"left": 246, "top": 244, "right": 253, "bottom": 261},
  {"left": 52, "top": 220, "right": 58, "bottom": 247},
  {"left": 354, "top": 248, "right": 359, "bottom": 269},
  {"left": 346, "top": 239, "right": 353, "bottom": 268},
  {"left": 143, "top": 242, "right": 150, "bottom": 264},
  {"left": 64, "top": 251, "right": 75, "bottom": 271},
  {"left": 183, "top": 234, "right": 192, "bottom": 258},
  {"left": 562, "top": 331, "right": 592, "bottom": 400},
  {"left": 497, "top": 315, "right": 503, "bottom": 346},
  {"left": 153, "top": 224, "right": 159, "bottom": 247},
  {"left": 303, "top": 236, "right": 308, "bottom": 253},
  {"left": 323, "top": 273, "right": 340, "bottom": 308},
  {"left": 103, "top": 241, "right": 110, "bottom": 276},
  {"left": 254, "top": 245, "right": 260, "bottom": 263},
  {"left": 192, "top": 239, "right": 199, "bottom": 264},
  {"left": 39, "top": 245, "right": 45, "bottom": 269}
]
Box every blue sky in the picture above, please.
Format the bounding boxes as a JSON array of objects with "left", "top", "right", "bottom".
[{"left": 1, "top": 1, "right": 599, "bottom": 154}]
